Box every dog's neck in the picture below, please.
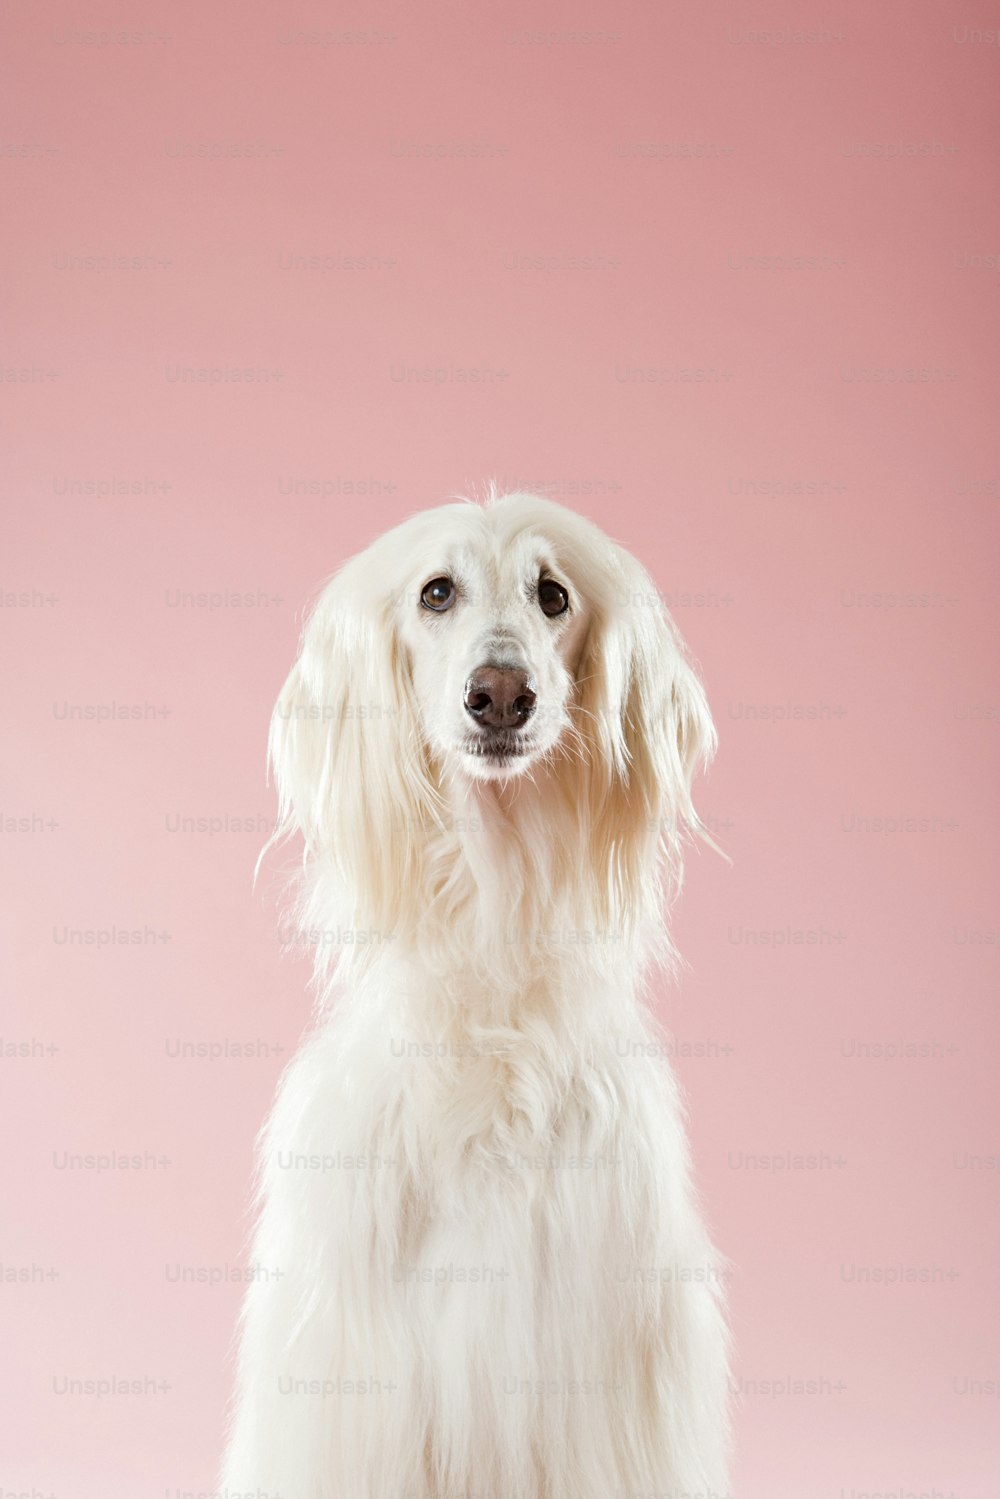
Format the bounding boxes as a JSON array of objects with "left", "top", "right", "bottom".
[{"left": 304, "top": 758, "right": 672, "bottom": 1019}]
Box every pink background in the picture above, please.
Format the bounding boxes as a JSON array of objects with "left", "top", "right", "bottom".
[{"left": 2, "top": 1, "right": 998, "bottom": 1494}]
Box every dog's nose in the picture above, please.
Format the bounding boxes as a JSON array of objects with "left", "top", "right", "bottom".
[{"left": 464, "top": 666, "right": 537, "bottom": 729}]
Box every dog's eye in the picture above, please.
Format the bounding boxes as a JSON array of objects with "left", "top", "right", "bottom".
[
  {"left": 538, "top": 578, "right": 569, "bottom": 617},
  {"left": 420, "top": 576, "right": 457, "bottom": 612}
]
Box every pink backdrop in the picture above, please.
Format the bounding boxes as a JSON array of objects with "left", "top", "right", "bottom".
[{"left": 2, "top": 1, "right": 998, "bottom": 1494}]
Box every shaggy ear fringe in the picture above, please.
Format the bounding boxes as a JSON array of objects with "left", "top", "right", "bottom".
[
  {"left": 667, "top": 650, "right": 730, "bottom": 869},
  {"left": 566, "top": 538, "right": 724, "bottom": 950},
  {"left": 253, "top": 558, "right": 446, "bottom": 989}
]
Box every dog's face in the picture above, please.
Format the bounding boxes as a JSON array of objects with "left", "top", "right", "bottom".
[{"left": 395, "top": 522, "right": 591, "bottom": 781}]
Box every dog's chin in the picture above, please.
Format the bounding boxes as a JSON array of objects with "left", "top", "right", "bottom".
[{"left": 458, "top": 734, "right": 540, "bottom": 783}]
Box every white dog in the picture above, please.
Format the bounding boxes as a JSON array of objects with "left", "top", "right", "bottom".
[{"left": 221, "top": 491, "right": 730, "bottom": 1499}]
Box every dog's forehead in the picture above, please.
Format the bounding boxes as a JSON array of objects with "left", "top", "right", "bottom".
[
  {"left": 450, "top": 525, "right": 552, "bottom": 585},
  {"left": 378, "top": 494, "right": 603, "bottom": 599}
]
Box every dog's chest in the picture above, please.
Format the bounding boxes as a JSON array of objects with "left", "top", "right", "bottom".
[{"left": 386, "top": 1018, "right": 643, "bottom": 1206}]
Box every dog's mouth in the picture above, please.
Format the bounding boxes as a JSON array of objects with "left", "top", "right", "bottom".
[
  {"left": 467, "top": 736, "right": 531, "bottom": 761},
  {"left": 461, "top": 732, "right": 536, "bottom": 775}
]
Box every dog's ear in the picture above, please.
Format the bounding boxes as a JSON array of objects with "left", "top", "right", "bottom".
[
  {"left": 266, "top": 556, "right": 438, "bottom": 957},
  {"left": 571, "top": 545, "right": 717, "bottom": 942}
]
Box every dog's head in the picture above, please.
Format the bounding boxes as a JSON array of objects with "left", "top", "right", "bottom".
[{"left": 269, "top": 493, "right": 716, "bottom": 937}]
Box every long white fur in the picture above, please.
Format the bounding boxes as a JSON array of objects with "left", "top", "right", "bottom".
[{"left": 221, "top": 492, "right": 731, "bottom": 1499}]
